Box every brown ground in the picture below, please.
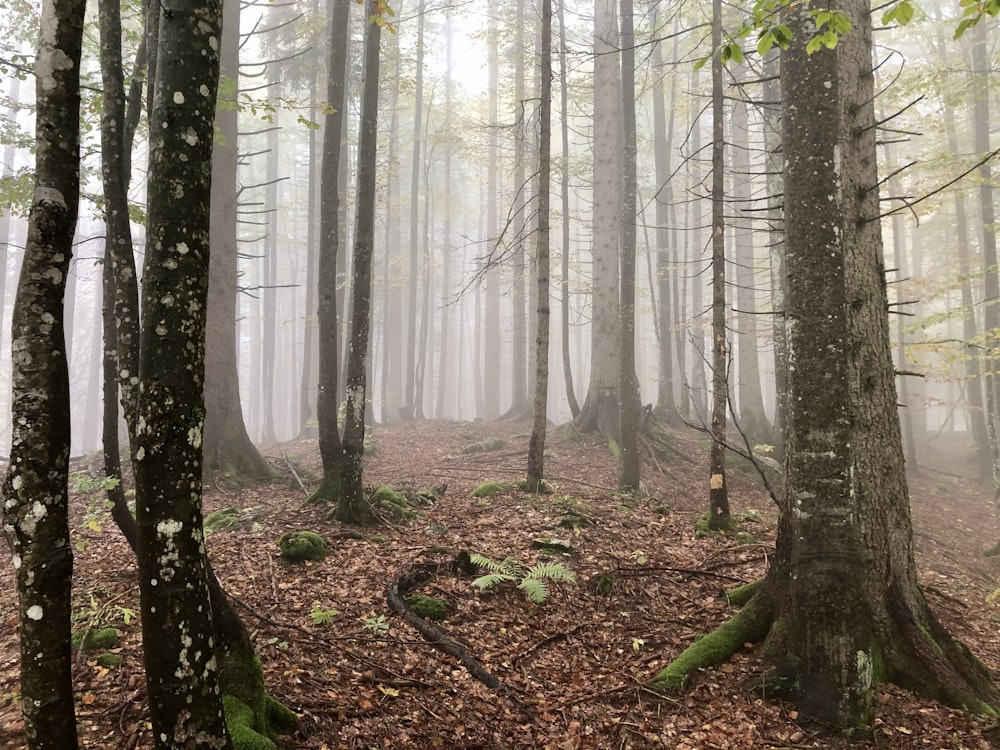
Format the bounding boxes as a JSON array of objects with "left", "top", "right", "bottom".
[{"left": 2, "top": 419, "right": 1000, "bottom": 749}]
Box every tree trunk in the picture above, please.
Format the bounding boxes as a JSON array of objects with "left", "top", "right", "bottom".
[
  {"left": 527, "top": 0, "right": 553, "bottom": 490},
  {"left": 730, "top": 72, "right": 770, "bottom": 443},
  {"left": 2, "top": 0, "right": 85, "bottom": 742},
  {"left": 761, "top": 49, "right": 786, "bottom": 456},
  {"left": 136, "top": 0, "right": 232, "bottom": 741},
  {"left": 649, "top": 1, "right": 676, "bottom": 420},
  {"left": 336, "top": 0, "right": 381, "bottom": 527},
  {"left": 574, "top": 0, "right": 621, "bottom": 439},
  {"left": 557, "top": 0, "right": 579, "bottom": 419},
  {"left": 618, "top": 0, "right": 640, "bottom": 491},
  {"left": 203, "top": 0, "right": 272, "bottom": 479},
  {"left": 404, "top": 0, "right": 425, "bottom": 419},
  {"left": 483, "top": 10, "right": 501, "bottom": 422},
  {"left": 312, "top": 0, "right": 350, "bottom": 495},
  {"left": 655, "top": 1, "right": 1000, "bottom": 727},
  {"left": 707, "top": 0, "right": 729, "bottom": 530}
]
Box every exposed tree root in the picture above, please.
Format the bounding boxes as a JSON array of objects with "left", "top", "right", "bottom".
[
  {"left": 387, "top": 553, "right": 532, "bottom": 717},
  {"left": 649, "top": 591, "right": 773, "bottom": 692}
]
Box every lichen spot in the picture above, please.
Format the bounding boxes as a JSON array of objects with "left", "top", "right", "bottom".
[
  {"left": 155, "top": 323, "right": 168, "bottom": 336},
  {"left": 135, "top": 446, "right": 145, "bottom": 461},
  {"left": 161, "top": 294, "right": 175, "bottom": 307},
  {"left": 187, "top": 425, "right": 202, "bottom": 448},
  {"left": 176, "top": 242, "right": 190, "bottom": 255},
  {"left": 208, "top": 35, "right": 219, "bottom": 50},
  {"left": 11, "top": 475, "right": 22, "bottom": 491},
  {"left": 200, "top": 84, "right": 210, "bottom": 97},
  {"left": 710, "top": 473, "right": 724, "bottom": 490},
  {"left": 42, "top": 267, "right": 63, "bottom": 285},
  {"left": 157, "top": 519, "right": 184, "bottom": 537},
  {"left": 173, "top": 91, "right": 185, "bottom": 104},
  {"left": 183, "top": 128, "right": 199, "bottom": 147},
  {"left": 26, "top": 605, "right": 43, "bottom": 621},
  {"left": 11, "top": 554, "right": 21, "bottom": 569}
]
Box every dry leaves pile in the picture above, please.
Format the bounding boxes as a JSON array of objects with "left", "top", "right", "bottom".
[{"left": 1, "top": 419, "right": 1000, "bottom": 749}]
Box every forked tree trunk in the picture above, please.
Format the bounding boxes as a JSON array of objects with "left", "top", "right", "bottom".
[{"left": 654, "top": 0, "right": 1000, "bottom": 728}]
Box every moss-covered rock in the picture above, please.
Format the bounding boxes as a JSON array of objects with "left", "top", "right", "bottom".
[
  {"left": 204, "top": 507, "right": 241, "bottom": 534},
  {"left": 531, "top": 537, "right": 573, "bottom": 555},
  {"left": 470, "top": 481, "right": 512, "bottom": 498},
  {"left": 406, "top": 594, "right": 450, "bottom": 621},
  {"left": 374, "top": 485, "right": 418, "bottom": 520},
  {"left": 72, "top": 627, "right": 118, "bottom": 652},
  {"left": 278, "top": 530, "right": 330, "bottom": 562}
]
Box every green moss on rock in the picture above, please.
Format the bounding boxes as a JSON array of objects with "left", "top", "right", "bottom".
[
  {"left": 406, "top": 594, "right": 450, "bottom": 621},
  {"left": 461, "top": 438, "right": 507, "bottom": 455},
  {"left": 278, "top": 530, "right": 330, "bottom": 562},
  {"left": 374, "top": 485, "right": 418, "bottom": 520}
]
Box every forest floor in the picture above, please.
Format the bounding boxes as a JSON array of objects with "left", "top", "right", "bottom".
[{"left": 2, "top": 419, "right": 1000, "bottom": 749}]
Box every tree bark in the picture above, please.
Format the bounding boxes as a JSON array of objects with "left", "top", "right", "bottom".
[
  {"left": 135, "top": 0, "right": 232, "bottom": 741},
  {"left": 336, "top": 0, "right": 381, "bottom": 527},
  {"left": 707, "top": 0, "right": 729, "bottom": 530},
  {"left": 618, "top": 0, "right": 640, "bottom": 491},
  {"left": 203, "top": 0, "right": 272, "bottom": 479},
  {"left": 1, "top": 0, "right": 85, "bottom": 742},
  {"left": 526, "top": 0, "right": 553, "bottom": 490}
]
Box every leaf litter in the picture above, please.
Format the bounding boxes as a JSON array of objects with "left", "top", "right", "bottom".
[{"left": 0, "top": 420, "right": 998, "bottom": 748}]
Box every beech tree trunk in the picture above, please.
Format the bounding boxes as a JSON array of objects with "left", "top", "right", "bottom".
[
  {"left": 574, "top": 0, "right": 621, "bottom": 439},
  {"left": 203, "top": 0, "right": 272, "bottom": 479},
  {"left": 526, "top": 0, "right": 553, "bottom": 490},
  {"left": 135, "top": 0, "right": 232, "bottom": 741},
  {"left": 336, "top": 0, "right": 381, "bottom": 526},
  {"left": 2, "top": 0, "right": 85, "bottom": 743},
  {"left": 707, "top": 0, "right": 729, "bottom": 530}
]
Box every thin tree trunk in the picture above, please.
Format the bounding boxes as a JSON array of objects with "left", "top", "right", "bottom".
[
  {"left": 2, "top": 0, "right": 85, "bottom": 742},
  {"left": 527, "top": 0, "right": 553, "bottom": 489},
  {"left": 618, "top": 0, "right": 640, "bottom": 491},
  {"left": 707, "top": 0, "right": 730, "bottom": 529},
  {"left": 557, "top": 0, "right": 579, "bottom": 418},
  {"left": 336, "top": 0, "right": 381, "bottom": 526}
]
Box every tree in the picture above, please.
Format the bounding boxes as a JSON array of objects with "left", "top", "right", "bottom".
[
  {"left": 310, "top": 0, "right": 351, "bottom": 503},
  {"left": 617, "top": 0, "right": 640, "bottom": 491},
  {"left": 526, "top": 0, "right": 553, "bottom": 491},
  {"left": 575, "top": 0, "right": 621, "bottom": 439},
  {"left": 335, "top": 0, "right": 382, "bottom": 527},
  {"left": 707, "top": 0, "right": 730, "bottom": 531},
  {"left": 653, "top": 0, "right": 1000, "bottom": 728},
  {"left": 202, "top": 0, "right": 274, "bottom": 478},
  {"left": 133, "top": 0, "right": 233, "bottom": 740},
  {"left": 1, "top": 0, "right": 85, "bottom": 743}
]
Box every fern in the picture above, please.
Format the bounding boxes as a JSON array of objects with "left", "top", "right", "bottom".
[{"left": 470, "top": 553, "right": 576, "bottom": 603}]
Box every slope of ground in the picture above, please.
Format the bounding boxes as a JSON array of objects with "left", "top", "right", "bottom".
[{"left": 1, "top": 420, "right": 999, "bottom": 749}]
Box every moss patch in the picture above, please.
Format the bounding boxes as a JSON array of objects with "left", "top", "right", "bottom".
[
  {"left": 470, "top": 481, "right": 513, "bottom": 498},
  {"left": 278, "top": 530, "right": 330, "bottom": 562},
  {"left": 374, "top": 485, "right": 419, "bottom": 520},
  {"left": 204, "top": 507, "right": 241, "bottom": 534},
  {"left": 406, "top": 594, "right": 450, "bottom": 621},
  {"left": 95, "top": 652, "right": 122, "bottom": 669},
  {"left": 72, "top": 627, "right": 118, "bottom": 652},
  {"left": 694, "top": 511, "right": 754, "bottom": 543}
]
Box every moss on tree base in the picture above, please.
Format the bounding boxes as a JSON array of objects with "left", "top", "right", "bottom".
[{"left": 650, "top": 592, "right": 773, "bottom": 692}]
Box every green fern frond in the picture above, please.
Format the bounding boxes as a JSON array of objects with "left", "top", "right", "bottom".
[
  {"left": 527, "top": 561, "right": 577, "bottom": 584},
  {"left": 470, "top": 552, "right": 525, "bottom": 578},
  {"left": 518, "top": 577, "right": 550, "bottom": 603},
  {"left": 472, "top": 572, "right": 517, "bottom": 591}
]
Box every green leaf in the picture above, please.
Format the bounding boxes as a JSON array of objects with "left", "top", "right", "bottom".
[{"left": 757, "top": 32, "right": 775, "bottom": 57}]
